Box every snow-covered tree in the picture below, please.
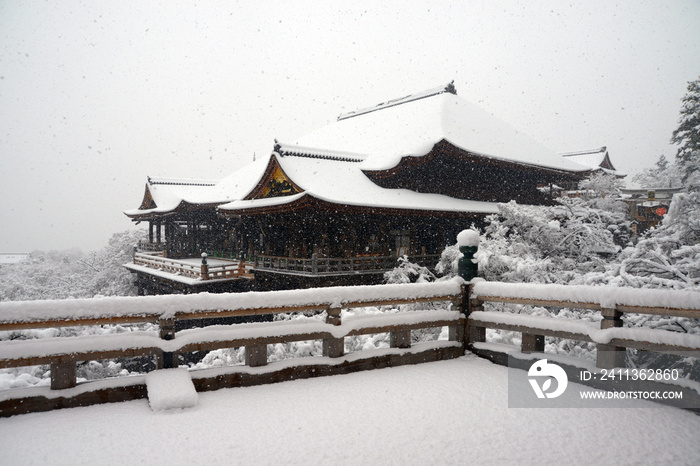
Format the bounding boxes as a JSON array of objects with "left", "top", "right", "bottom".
[
  {"left": 587, "top": 191, "right": 700, "bottom": 290},
  {"left": 579, "top": 171, "right": 625, "bottom": 200},
  {"left": 466, "top": 199, "right": 630, "bottom": 284},
  {"left": 671, "top": 77, "right": 700, "bottom": 190},
  {"left": 632, "top": 155, "right": 683, "bottom": 189},
  {"left": 384, "top": 255, "right": 436, "bottom": 284},
  {"left": 0, "top": 229, "right": 146, "bottom": 301}
]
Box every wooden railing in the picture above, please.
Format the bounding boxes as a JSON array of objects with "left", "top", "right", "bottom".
[
  {"left": 467, "top": 281, "right": 700, "bottom": 369},
  {"left": 137, "top": 240, "right": 167, "bottom": 252},
  {"left": 254, "top": 254, "right": 441, "bottom": 275},
  {"left": 131, "top": 252, "right": 254, "bottom": 280},
  {"left": 2, "top": 279, "right": 698, "bottom": 416},
  {"left": 0, "top": 282, "right": 465, "bottom": 416}
]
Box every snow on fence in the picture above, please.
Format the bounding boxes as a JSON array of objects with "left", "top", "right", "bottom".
[
  {"left": 1, "top": 278, "right": 699, "bottom": 416},
  {"left": 131, "top": 251, "right": 253, "bottom": 280},
  {"left": 468, "top": 280, "right": 700, "bottom": 369},
  {"left": 0, "top": 282, "right": 465, "bottom": 416}
]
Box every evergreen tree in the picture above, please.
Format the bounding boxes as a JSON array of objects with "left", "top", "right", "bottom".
[{"left": 671, "top": 77, "right": 700, "bottom": 190}]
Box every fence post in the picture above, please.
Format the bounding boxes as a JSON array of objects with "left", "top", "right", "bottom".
[
  {"left": 158, "top": 318, "right": 176, "bottom": 369},
  {"left": 467, "top": 293, "right": 486, "bottom": 346},
  {"left": 201, "top": 253, "right": 209, "bottom": 280},
  {"left": 245, "top": 344, "right": 268, "bottom": 367},
  {"left": 449, "top": 285, "right": 466, "bottom": 346},
  {"left": 390, "top": 329, "right": 411, "bottom": 348},
  {"left": 323, "top": 306, "right": 344, "bottom": 358},
  {"left": 312, "top": 253, "right": 319, "bottom": 275},
  {"left": 597, "top": 307, "right": 625, "bottom": 369},
  {"left": 521, "top": 334, "right": 545, "bottom": 354},
  {"left": 50, "top": 361, "right": 77, "bottom": 390}
]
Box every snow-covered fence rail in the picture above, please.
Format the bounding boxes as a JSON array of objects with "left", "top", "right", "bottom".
[
  {"left": 467, "top": 281, "right": 700, "bottom": 369},
  {"left": 0, "top": 282, "right": 465, "bottom": 416},
  {"left": 132, "top": 252, "right": 253, "bottom": 280}
]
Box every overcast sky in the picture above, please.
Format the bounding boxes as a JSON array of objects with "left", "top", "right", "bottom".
[{"left": 1, "top": 0, "right": 699, "bottom": 252}]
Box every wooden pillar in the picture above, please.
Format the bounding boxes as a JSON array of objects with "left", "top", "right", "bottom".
[
  {"left": 467, "top": 290, "right": 486, "bottom": 346},
  {"left": 449, "top": 286, "right": 466, "bottom": 345},
  {"left": 245, "top": 344, "right": 268, "bottom": 367},
  {"left": 312, "top": 253, "right": 319, "bottom": 275},
  {"left": 390, "top": 329, "right": 411, "bottom": 349},
  {"left": 164, "top": 221, "right": 171, "bottom": 257},
  {"left": 521, "top": 334, "right": 545, "bottom": 353},
  {"left": 158, "top": 317, "right": 176, "bottom": 369},
  {"left": 323, "top": 306, "right": 344, "bottom": 358},
  {"left": 50, "top": 361, "right": 77, "bottom": 390},
  {"left": 597, "top": 307, "right": 625, "bottom": 369},
  {"left": 201, "top": 253, "right": 209, "bottom": 280},
  {"left": 156, "top": 220, "right": 161, "bottom": 244}
]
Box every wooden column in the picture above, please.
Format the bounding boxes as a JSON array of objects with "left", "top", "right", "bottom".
[
  {"left": 158, "top": 317, "right": 176, "bottom": 369},
  {"left": 449, "top": 285, "right": 466, "bottom": 345},
  {"left": 201, "top": 253, "right": 209, "bottom": 280},
  {"left": 245, "top": 344, "right": 268, "bottom": 367},
  {"left": 390, "top": 329, "right": 411, "bottom": 349},
  {"left": 467, "top": 290, "right": 486, "bottom": 346},
  {"left": 521, "top": 334, "right": 545, "bottom": 353},
  {"left": 311, "top": 253, "right": 319, "bottom": 275},
  {"left": 50, "top": 361, "right": 77, "bottom": 390},
  {"left": 597, "top": 307, "right": 625, "bottom": 369},
  {"left": 323, "top": 306, "right": 344, "bottom": 358}
]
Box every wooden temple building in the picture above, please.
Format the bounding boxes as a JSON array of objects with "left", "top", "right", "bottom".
[
  {"left": 124, "top": 83, "right": 593, "bottom": 294},
  {"left": 552, "top": 146, "right": 625, "bottom": 196},
  {"left": 619, "top": 186, "right": 683, "bottom": 234}
]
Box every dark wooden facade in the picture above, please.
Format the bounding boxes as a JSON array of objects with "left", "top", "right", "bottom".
[{"left": 363, "top": 139, "right": 575, "bottom": 205}]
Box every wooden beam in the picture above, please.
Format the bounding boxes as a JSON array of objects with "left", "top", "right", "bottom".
[{"left": 476, "top": 295, "right": 700, "bottom": 319}]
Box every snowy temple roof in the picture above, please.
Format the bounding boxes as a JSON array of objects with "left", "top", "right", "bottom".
[
  {"left": 292, "top": 83, "right": 589, "bottom": 173},
  {"left": 560, "top": 147, "right": 623, "bottom": 175},
  {"left": 217, "top": 153, "right": 500, "bottom": 215},
  {"left": 126, "top": 83, "right": 594, "bottom": 219},
  {"left": 124, "top": 164, "right": 269, "bottom": 217}
]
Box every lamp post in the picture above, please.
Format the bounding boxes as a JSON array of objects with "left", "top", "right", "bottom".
[{"left": 456, "top": 230, "right": 479, "bottom": 282}]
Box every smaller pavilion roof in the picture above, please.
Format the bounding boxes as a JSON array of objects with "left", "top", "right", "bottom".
[{"left": 560, "top": 147, "right": 624, "bottom": 176}]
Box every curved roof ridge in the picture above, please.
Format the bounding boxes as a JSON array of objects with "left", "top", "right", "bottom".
[
  {"left": 337, "top": 81, "right": 456, "bottom": 121},
  {"left": 560, "top": 147, "right": 607, "bottom": 157},
  {"left": 275, "top": 141, "right": 366, "bottom": 162},
  {"left": 147, "top": 176, "right": 219, "bottom": 187}
]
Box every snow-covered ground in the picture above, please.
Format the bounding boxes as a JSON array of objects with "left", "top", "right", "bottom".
[{"left": 1, "top": 354, "right": 698, "bottom": 465}]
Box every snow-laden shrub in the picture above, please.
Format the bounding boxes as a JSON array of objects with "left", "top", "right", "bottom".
[{"left": 383, "top": 255, "right": 436, "bottom": 284}]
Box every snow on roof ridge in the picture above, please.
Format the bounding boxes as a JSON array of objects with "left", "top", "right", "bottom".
[
  {"left": 274, "top": 140, "right": 366, "bottom": 162},
  {"left": 337, "top": 81, "right": 457, "bottom": 121},
  {"left": 147, "top": 176, "right": 220, "bottom": 187},
  {"left": 560, "top": 146, "right": 607, "bottom": 157}
]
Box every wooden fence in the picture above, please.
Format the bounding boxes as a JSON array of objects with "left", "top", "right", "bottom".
[
  {"left": 0, "top": 282, "right": 464, "bottom": 416},
  {"left": 132, "top": 251, "right": 254, "bottom": 280},
  {"left": 1, "top": 280, "right": 699, "bottom": 416},
  {"left": 254, "top": 253, "right": 441, "bottom": 276},
  {"left": 467, "top": 281, "right": 700, "bottom": 369}
]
